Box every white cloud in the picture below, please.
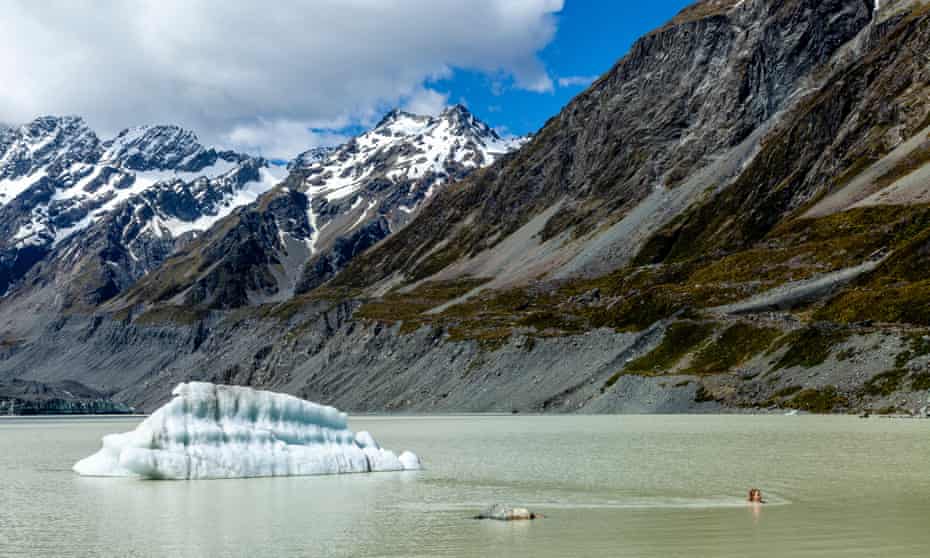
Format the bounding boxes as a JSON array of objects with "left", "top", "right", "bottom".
[
  {"left": 521, "top": 73, "right": 555, "bottom": 93},
  {"left": 558, "top": 75, "right": 599, "bottom": 88},
  {"left": 223, "top": 119, "right": 350, "bottom": 161},
  {"left": 0, "top": 0, "right": 563, "bottom": 159},
  {"left": 401, "top": 88, "right": 450, "bottom": 117}
]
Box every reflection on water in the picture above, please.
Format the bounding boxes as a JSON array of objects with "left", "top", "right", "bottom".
[{"left": 2, "top": 414, "right": 930, "bottom": 557}]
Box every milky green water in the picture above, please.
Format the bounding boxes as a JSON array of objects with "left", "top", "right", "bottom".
[{"left": 1, "top": 414, "right": 929, "bottom": 557}]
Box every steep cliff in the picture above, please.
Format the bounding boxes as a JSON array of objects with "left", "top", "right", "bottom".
[{"left": 334, "top": 0, "right": 875, "bottom": 289}]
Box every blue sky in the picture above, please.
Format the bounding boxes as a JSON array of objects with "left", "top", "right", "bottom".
[
  {"left": 3, "top": 0, "right": 696, "bottom": 159},
  {"left": 423, "top": 0, "right": 693, "bottom": 137}
]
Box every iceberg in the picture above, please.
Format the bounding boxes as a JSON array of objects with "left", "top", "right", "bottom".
[{"left": 73, "top": 382, "right": 421, "bottom": 479}]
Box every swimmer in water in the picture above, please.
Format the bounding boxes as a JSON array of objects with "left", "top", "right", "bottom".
[{"left": 748, "top": 488, "right": 765, "bottom": 503}]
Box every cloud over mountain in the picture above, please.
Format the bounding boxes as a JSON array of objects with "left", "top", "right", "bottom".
[{"left": 0, "top": 0, "right": 562, "bottom": 158}]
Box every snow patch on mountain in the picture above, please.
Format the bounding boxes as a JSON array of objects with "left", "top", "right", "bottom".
[
  {"left": 350, "top": 200, "right": 378, "bottom": 231},
  {"left": 101, "top": 125, "right": 215, "bottom": 171},
  {"left": 0, "top": 116, "right": 99, "bottom": 185},
  {"left": 0, "top": 117, "right": 283, "bottom": 250},
  {"left": 275, "top": 104, "right": 525, "bottom": 284},
  {"left": 155, "top": 167, "right": 286, "bottom": 238},
  {"left": 0, "top": 171, "right": 47, "bottom": 208},
  {"left": 304, "top": 105, "right": 523, "bottom": 205},
  {"left": 0, "top": 116, "right": 291, "bottom": 299},
  {"left": 265, "top": 105, "right": 526, "bottom": 273}
]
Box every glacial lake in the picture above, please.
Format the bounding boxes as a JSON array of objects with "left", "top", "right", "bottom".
[{"left": 2, "top": 414, "right": 929, "bottom": 557}]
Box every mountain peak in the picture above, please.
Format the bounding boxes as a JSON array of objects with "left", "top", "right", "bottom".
[
  {"left": 106, "top": 123, "right": 203, "bottom": 153},
  {"left": 22, "top": 114, "right": 90, "bottom": 131},
  {"left": 303, "top": 105, "right": 519, "bottom": 198},
  {"left": 374, "top": 108, "right": 423, "bottom": 129},
  {"left": 0, "top": 114, "right": 281, "bottom": 300},
  {"left": 16, "top": 115, "right": 96, "bottom": 146},
  {"left": 0, "top": 115, "right": 100, "bottom": 181},
  {"left": 103, "top": 123, "right": 215, "bottom": 171},
  {"left": 438, "top": 103, "right": 471, "bottom": 118},
  {"left": 436, "top": 103, "right": 501, "bottom": 141},
  {"left": 371, "top": 105, "right": 500, "bottom": 141}
]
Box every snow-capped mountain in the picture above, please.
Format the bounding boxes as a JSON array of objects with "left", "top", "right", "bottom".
[
  {"left": 294, "top": 104, "right": 525, "bottom": 288},
  {"left": 304, "top": 104, "right": 520, "bottom": 207},
  {"left": 114, "top": 105, "right": 524, "bottom": 308},
  {"left": 0, "top": 116, "right": 284, "bottom": 300}
]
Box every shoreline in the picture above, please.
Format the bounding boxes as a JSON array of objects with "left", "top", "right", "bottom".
[{"left": 2, "top": 411, "right": 928, "bottom": 420}]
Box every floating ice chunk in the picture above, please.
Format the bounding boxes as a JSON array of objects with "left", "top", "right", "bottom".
[
  {"left": 399, "top": 451, "right": 421, "bottom": 470},
  {"left": 73, "top": 382, "right": 421, "bottom": 479},
  {"left": 355, "top": 430, "right": 379, "bottom": 449}
]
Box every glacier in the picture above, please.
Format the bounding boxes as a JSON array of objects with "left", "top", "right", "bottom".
[{"left": 73, "top": 382, "right": 421, "bottom": 479}]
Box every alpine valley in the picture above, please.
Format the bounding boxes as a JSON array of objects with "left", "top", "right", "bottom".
[{"left": 3, "top": 0, "right": 930, "bottom": 417}]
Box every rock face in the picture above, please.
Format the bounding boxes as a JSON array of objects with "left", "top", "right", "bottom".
[
  {"left": 639, "top": 0, "right": 930, "bottom": 264},
  {"left": 334, "top": 0, "right": 875, "bottom": 287}
]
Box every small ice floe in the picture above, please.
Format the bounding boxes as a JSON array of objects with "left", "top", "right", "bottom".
[
  {"left": 73, "top": 382, "right": 421, "bottom": 479},
  {"left": 784, "top": 409, "right": 799, "bottom": 416},
  {"left": 475, "top": 504, "right": 544, "bottom": 521}
]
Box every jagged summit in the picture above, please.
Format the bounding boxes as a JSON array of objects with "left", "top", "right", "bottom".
[
  {"left": 102, "top": 124, "right": 236, "bottom": 172},
  {"left": 374, "top": 104, "right": 507, "bottom": 143},
  {"left": 0, "top": 116, "right": 284, "bottom": 300},
  {"left": 291, "top": 105, "right": 513, "bottom": 177},
  {"left": 438, "top": 103, "right": 501, "bottom": 137},
  {"left": 304, "top": 105, "right": 520, "bottom": 204},
  {"left": 374, "top": 108, "right": 426, "bottom": 129},
  {"left": 291, "top": 104, "right": 523, "bottom": 288},
  {"left": 371, "top": 104, "right": 497, "bottom": 137},
  {"left": 0, "top": 115, "right": 100, "bottom": 182}
]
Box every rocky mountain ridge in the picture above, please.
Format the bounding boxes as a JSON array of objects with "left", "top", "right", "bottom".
[
  {"left": 111, "top": 104, "right": 524, "bottom": 309},
  {"left": 333, "top": 0, "right": 880, "bottom": 291},
  {"left": 0, "top": 116, "right": 284, "bottom": 308}
]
